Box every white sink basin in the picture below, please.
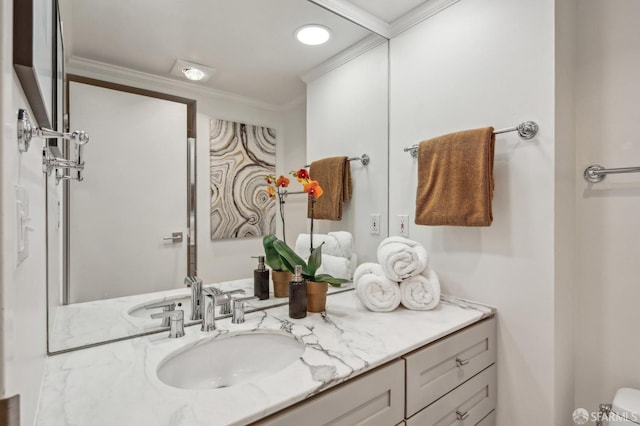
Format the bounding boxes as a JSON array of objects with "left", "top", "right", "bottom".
[
  {"left": 157, "top": 331, "right": 305, "bottom": 390},
  {"left": 128, "top": 295, "right": 192, "bottom": 319}
]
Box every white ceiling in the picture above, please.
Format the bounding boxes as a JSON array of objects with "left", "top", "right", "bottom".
[
  {"left": 345, "top": 0, "right": 429, "bottom": 23},
  {"left": 60, "top": 0, "right": 423, "bottom": 107}
]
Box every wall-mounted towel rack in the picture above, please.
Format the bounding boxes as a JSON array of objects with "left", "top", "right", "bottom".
[
  {"left": 583, "top": 164, "right": 640, "bottom": 183},
  {"left": 402, "top": 121, "right": 539, "bottom": 158},
  {"left": 305, "top": 153, "right": 370, "bottom": 168}
]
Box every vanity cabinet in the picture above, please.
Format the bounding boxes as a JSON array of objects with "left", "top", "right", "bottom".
[
  {"left": 255, "top": 317, "right": 496, "bottom": 426},
  {"left": 257, "top": 359, "right": 405, "bottom": 426}
]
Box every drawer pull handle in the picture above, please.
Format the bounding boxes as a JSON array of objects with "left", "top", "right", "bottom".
[
  {"left": 456, "top": 357, "right": 470, "bottom": 367},
  {"left": 456, "top": 410, "right": 470, "bottom": 420}
]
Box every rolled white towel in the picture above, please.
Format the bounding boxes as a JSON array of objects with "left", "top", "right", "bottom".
[
  {"left": 399, "top": 268, "right": 441, "bottom": 311},
  {"left": 295, "top": 232, "right": 352, "bottom": 259},
  {"left": 376, "top": 236, "right": 428, "bottom": 281},
  {"left": 316, "top": 254, "right": 352, "bottom": 280},
  {"left": 354, "top": 263, "right": 401, "bottom": 312}
]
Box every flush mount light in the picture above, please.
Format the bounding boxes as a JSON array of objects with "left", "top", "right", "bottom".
[
  {"left": 170, "top": 59, "right": 216, "bottom": 82},
  {"left": 295, "top": 25, "right": 331, "bottom": 46},
  {"left": 181, "top": 67, "right": 205, "bottom": 81}
]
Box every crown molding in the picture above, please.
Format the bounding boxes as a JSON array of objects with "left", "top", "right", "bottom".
[
  {"left": 300, "top": 34, "right": 386, "bottom": 83},
  {"left": 308, "top": 0, "right": 391, "bottom": 38},
  {"left": 389, "top": 0, "right": 461, "bottom": 37},
  {"left": 66, "top": 57, "right": 285, "bottom": 112}
]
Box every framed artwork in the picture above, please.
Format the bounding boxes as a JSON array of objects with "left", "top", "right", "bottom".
[{"left": 210, "top": 119, "right": 276, "bottom": 240}]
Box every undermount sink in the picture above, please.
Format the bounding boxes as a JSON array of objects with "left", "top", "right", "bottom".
[
  {"left": 157, "top": 331, "right": 305, "bottom": 390},
  {"left": 127, "top": 295, "right": 192, "bottom": 319}
]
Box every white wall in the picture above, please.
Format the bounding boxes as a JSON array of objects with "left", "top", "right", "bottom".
[
  {"left": 0, "top": 1, "right": 49, "bottom": 425},
  {"left": 388, "top": 0, "right": 562, "bottom": 424},
  {"left": 575, "top": 0, "right": 640, "bottom": 415},
  {"left": 65, "top": 62, "right": 307, "bottom": 286},
  {"left": 305, "top": 42, "right": 389, "bottom": 263}
]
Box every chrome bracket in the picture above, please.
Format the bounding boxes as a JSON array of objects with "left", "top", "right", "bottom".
[
  {"left": 584, "top": 164, "right": 605, "bottom": 183},
  {"left": 17, "top": 109, "right": 91, "bottom": 184},
  {"left": 516, "top": 121, "right": 539, "bottom": 140}
]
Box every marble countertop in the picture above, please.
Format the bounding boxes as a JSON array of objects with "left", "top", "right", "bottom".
[
  {"left": 38, "top": 291, "right": 494, "bottom": 426},
  {"left": 50, "top": 278, "right": 351, "bottom": 352}
]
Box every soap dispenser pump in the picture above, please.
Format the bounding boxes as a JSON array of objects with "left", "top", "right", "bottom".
[
  {"left": 252, "top": 255, "right": 269, "bottom": 300},
  {"left": 289, "top": 265, "right": 307, "bottom": 319}
]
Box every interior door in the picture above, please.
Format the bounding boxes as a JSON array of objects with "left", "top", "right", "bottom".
[{"left": 68, "top": 81, "right": 188, "bottom": 303}]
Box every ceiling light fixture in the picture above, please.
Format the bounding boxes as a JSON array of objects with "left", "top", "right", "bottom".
[
  {"left": 295, "top": 25, "right": 331, "bottom": 46},
  {"left": 170, "top": 59, "right": 216, "bottom": 83},
  {"left": 181, "top": 67, "right": 205, "bottom": 81}
]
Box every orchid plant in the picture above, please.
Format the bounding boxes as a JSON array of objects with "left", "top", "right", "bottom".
[
  {"left": 290, "top": 168, "right": 323, "bottom": 251},
  {"left": 264, "top": 174, "right": 290, "bottom": 244}
]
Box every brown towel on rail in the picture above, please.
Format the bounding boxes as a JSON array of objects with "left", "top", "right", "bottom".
[
  {"left": 415, "top": 127, "right": 495, "bottom": 226},
  {"left": 308, "top": 156, "right": 352, "bottom": 220}
]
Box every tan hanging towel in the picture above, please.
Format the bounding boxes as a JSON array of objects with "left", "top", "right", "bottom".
[
  {"left": 415, "top": 127, "right": 495, "bottom": 226},
  {"left": 308, "top": 156, "right": 352, "bottom": 221}
]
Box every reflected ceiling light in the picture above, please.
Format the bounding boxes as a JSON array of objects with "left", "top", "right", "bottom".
[
  {"left": 170, "top": 59, "right": 216, "bottom": 82},
  {"left": 295, "top": 25, "right": 331, "bottom": 46},
  {"left": 181, "top": 67, "right": 205, "bottom": 81}
]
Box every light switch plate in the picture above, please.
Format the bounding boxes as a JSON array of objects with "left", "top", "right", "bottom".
[
  {"left": 370, "top": 213, "right": 380, "bottom": 235},
  {"left": 398, "top": 214, "right": 409, "bottom": 237}
]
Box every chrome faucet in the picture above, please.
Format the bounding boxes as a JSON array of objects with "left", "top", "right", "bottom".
[
  {"left": 150, "top": 309, "right": 185, "bottom": 338},
  {"left": 201, "top": 288, "right": 245, "bottom": 332},
  {"left": 231, "top": 295, "right": 258, "bottom": 324},
  {"left": 184, "top": 276, "right": 203, "bottom": 321}
]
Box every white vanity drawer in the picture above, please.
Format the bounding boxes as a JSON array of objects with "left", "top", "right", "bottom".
[
  {"left": 406, "top": 364, "right": 496, "bottom": 426},
  {"left": 404, "top": 317, "right": 496, "bottom": 417},
  {"left": 256, "top": 359, "right": 405, "bottom": 426},
  {"left": 477, "top": 410, "right": 496, "bottom": 425}
]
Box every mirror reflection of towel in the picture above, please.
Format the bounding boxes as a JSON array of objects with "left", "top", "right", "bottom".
[
  {"left": 308, "top": 156, "right": 352, "bottom": 221},
  {"left": 415, "top": 127, "right": 495, "bottom": 226}
]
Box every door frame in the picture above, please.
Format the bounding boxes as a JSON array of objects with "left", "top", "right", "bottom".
[{"left": 63, "top": 75, "right": 197, "bottom": 304}]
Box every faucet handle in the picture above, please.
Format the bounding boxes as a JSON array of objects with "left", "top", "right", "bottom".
[
  {"left": 145, "top": 302, "right": 176, "bottom": 327},
  {"left": 184, "top": 276, "right": 202, "bottom": 287},
  {"left": 150, "top": 309, "right": 185, "bottom": 338},
  {"left": 231, "top": 295, "right": 258, "bottom": 324}
]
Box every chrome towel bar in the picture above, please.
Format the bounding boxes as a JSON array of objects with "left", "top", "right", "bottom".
[
  {"left": 403, "top": 121, "right": 539, "bottom": 158},
  {"left": 583, "top": 164, "right": 640, "bottom": 183},
  {"left": 305, "top": 153, "right": 370, "bottom": 168}
]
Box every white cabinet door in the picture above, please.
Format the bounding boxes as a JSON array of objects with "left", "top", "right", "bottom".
[
  {"left": 68, "top": 82, "right": 187, "bottom": 302},
  {"left": 257, "top": 360, "right": 405, "bottom": 426}
]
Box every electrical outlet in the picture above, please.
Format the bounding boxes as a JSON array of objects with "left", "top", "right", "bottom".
[
  {"left": 398, "top": 214, "right": 409, "bottom": 237},
  {"left": 370, "top": 213, "right": 380, "bottom": 235}
]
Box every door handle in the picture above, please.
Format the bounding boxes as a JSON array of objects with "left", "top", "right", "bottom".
[{"left": 163, "top": 232, "right": 183, "bottom": 243}]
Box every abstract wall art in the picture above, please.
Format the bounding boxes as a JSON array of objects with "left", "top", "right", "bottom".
[{"left": 210, "top": 118, "right": 276, "bottom": 240}]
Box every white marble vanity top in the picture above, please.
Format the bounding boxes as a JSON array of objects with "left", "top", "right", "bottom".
[
  {"left": 37, "top": 291, "right": 494, "bottom": 426},
  {"left": 50, "top": 278, "right": 350, "bottom": 351}
]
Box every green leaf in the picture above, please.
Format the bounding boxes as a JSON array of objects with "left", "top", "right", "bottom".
[
  {"left": 314, "top": 274, "right": 349, "bottom": 287},
  {"left": 307, "top": 242, "right": 324, "bottom": 277},
  {"left": 262, "top": 234, "right": 284, "bottom": 271},
  {"left": 273, "top": 240, "right": 311, "bottom": 276}
]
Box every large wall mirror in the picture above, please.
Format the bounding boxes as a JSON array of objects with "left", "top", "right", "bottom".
[{"left": 48, "top": 0, "right": 389, "bottom": 353}]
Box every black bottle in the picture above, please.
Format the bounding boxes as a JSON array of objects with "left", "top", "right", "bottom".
[
  {"left": 252, "top": 255, "right": 269, "bottom": 300},
  {"left": 289, "top": 265, "right": 307, "bottom": 319}
]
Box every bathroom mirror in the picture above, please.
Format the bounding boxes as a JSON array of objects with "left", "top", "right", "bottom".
[{"left": 48, "top": 0, "right": 389, "bottom": 353}]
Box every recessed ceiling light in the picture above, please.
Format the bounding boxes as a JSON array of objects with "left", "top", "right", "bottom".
[
  {"left": 295, "top": 25, "right": 331, "bottom": 46},
  {"left": 181, "top": 67, "right": 205, "bottom": 81},
  {"left": 170, "top": 59, "right": 216, "bottom": 82}
]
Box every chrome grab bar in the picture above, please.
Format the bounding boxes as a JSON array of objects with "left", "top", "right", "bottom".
[{"left": 584, "top": 164, "right": 640, "bottom": 183}]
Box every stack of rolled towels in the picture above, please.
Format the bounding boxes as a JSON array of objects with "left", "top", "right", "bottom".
[
  {"left": 295, "top": 231, "right": 356, "bottom": 280},
  {"left": 354, "top": 236, "right": 440, "bottom": 312}
]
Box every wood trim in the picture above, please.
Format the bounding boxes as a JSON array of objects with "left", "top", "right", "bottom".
[
  {"left": 0, "top": 394, "right": 20, "bottom": 426},
  {"left": 67, "top": 74, "right": 197, "bottom": 138}
]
